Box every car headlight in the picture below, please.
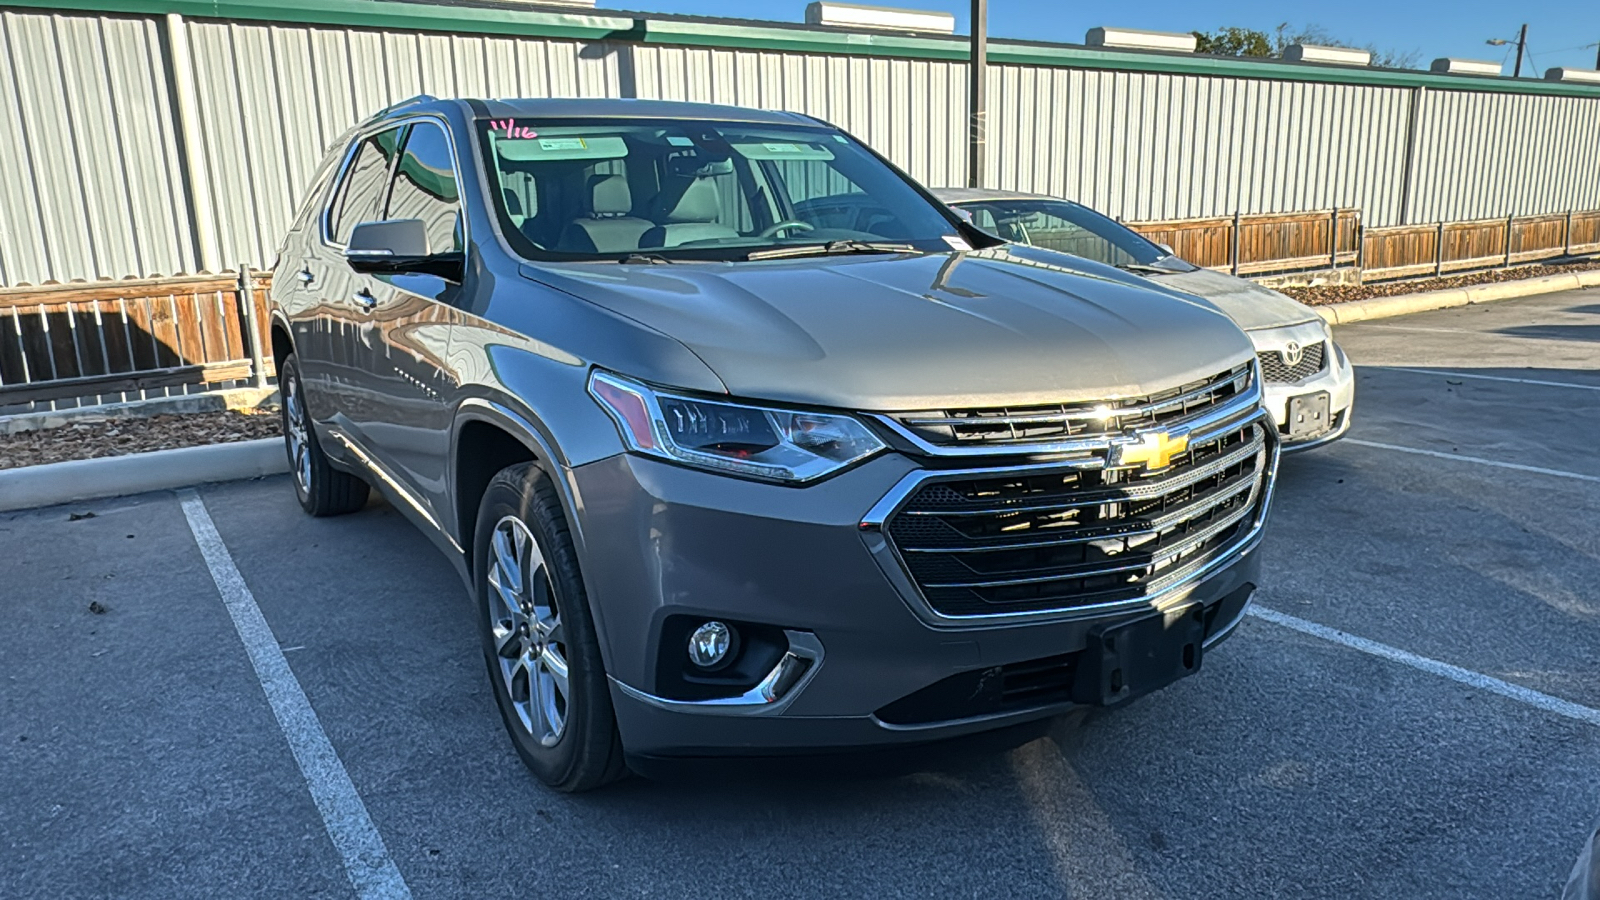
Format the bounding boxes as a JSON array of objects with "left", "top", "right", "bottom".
[{"left": 588, "top": 370, "right": 886, "bottom": 483}]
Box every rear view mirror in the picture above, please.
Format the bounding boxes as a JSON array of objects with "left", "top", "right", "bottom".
[{"left": 345, "top": 219, "right": 463, "bottom": 281}]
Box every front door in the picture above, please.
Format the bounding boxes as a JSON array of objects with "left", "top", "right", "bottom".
[{"left": 343, "top": 118, "right": 466, "bottom": 523}]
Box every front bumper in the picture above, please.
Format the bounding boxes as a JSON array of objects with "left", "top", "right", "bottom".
[
  {"left": 1257, "top": 337, "right": 1356, "bottom": 450},
  {"left": 571, "top": 444, "right": 1268, "bottom": 758}
]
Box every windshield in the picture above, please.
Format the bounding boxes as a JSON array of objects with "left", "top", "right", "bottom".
[
  {"left": 477, "top": 118, "right": 964, "bottom": 261},
  {"left": 953, "top": 198, "right": 1170, "bottom": 267}
]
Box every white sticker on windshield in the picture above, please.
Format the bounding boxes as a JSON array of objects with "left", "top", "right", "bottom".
[
  {"left": 763, "top": 142, "right": 802, "bottom": 153},
  {"left": 666, "top": 135, "right": 694, "bottom": 146},
  {"left": 538, "top": 137, "right": 587, "bottom": 151},
  {"left": 943, "top": 235, "right": 973, "bottom": 252}
]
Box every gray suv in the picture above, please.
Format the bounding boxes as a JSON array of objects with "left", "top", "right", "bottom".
[{"left": 269, "top": 97, "right": 1279, "bottom": 791}]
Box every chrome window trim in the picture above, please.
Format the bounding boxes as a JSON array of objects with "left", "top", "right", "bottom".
[
  {"left": 319, "top": 114, "right": 471, "bottom": 255},
  {"left": 872, "top": 363, "right": 1263, "bottom": 459},
  {"left": 859, "top": 408, "right": 1280, "bottom": 626}
]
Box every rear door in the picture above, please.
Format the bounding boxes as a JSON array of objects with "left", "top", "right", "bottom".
[{"left": 342, "top": 118, "right": 466, "bottom": 520}]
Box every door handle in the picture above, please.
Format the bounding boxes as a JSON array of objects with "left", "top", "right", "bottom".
[
  {"left": 297, "top": 268, "right": 314, "bottom": 286},
  {"left": 352, "top": 289, "right": 377, "bottom": 311}
]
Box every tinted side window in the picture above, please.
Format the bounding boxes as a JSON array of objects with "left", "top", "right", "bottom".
[
  {"left": 386, "top": 121, "right": 463, "bottom": 254},
  {"left": 327, "top": 127, "right": 403, "bottom": 245}
]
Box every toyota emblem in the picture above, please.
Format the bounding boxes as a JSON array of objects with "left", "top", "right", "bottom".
[{"left": 1282, "top": 341, "right": 1303, "bottom": 367}]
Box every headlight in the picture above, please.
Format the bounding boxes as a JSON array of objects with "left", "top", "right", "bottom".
[{"left": 588, "top": 370, "right": 886, "bottom": 483}]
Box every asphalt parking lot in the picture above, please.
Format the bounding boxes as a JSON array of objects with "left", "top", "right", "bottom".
[{"left": 3, "top": 288, "right": 1598, "bottom": 899}]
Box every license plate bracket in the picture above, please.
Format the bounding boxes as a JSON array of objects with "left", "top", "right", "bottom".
[
  {"left": 1072, "top": 604, "right": 1206, "bottom": 707},
  {"left": 1287, "top": 390, "right": 1332, "bottom": 439}
]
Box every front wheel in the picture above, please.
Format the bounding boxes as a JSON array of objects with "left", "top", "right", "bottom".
[
  {"left": 279, "top": 354, "right": 369, "bottom": 517},
  {"left": 474, "top": 463, "right": 627, "bottom": 792}
]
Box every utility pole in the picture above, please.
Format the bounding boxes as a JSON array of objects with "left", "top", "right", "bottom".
[
  {"left": 1594, "top": 40, "right": 1599, "bottom": 70},
  {"left": 967, "top": 0, "right": 987, "bottom": 188},
  {"left": 1513, "top": 23, "right": 1528, "bottom": 77}
]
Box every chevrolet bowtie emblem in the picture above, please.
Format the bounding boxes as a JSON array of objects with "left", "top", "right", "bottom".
[{"left": 1112, "top": 431, "right": 1189, "bottom": 472}]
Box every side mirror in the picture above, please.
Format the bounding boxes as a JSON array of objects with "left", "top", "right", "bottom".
[
  {"left": 1156, "top": 242, "right": 1175, "bottom": 256},
  {"left": 345, "top": 219, "right": 463, "bottom": 281}
]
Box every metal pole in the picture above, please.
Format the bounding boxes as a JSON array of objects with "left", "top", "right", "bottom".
[
  {"left": 1355, "top": 213, "right": 1365, "bottom": 283},
  {"left": 239, "top": 264, "right": 268, "bottom": 390},
  {"left": 1230, "top": 210, "right": 1241, "bottom": 276},
  {"left": 1397, "top": 86, "right": 1425, "bottom": 226},
  {"left": 1505, "top": 215, "right": 1514, "bottom": 268},
  {"left": 164, "top": 13, "right": 221, "bottom": 274},
  {"left": 1567, "top": 210, "right": 1574, "bottom": 256},
  {"left": 966, "top": 0, "right": 987, "bottom": 189},
  {"left": 1329, "top": 208, "right": 1339, "bottom": 269},
  {"left": 1513, "top": 24, "right": 1528, "bottom": 78},
  {"left": 1435, "top": 222, "right": 1445, "bottom": 277}
]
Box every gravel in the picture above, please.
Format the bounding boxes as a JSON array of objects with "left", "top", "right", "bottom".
[
  {"left": 1280, "top": 258, "right": 1600, "bottom": 306},
  {"left": 0, "top": 409, "right": 282, "bottom": 470}
]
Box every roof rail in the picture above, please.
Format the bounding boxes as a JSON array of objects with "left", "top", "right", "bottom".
[{"left": 365, "top": 94, "right": 441, "bottom": 124}]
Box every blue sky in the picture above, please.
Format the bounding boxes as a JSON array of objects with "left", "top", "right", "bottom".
[{"left": 623, "top": 0, "right": 1600, "bottom": 74}]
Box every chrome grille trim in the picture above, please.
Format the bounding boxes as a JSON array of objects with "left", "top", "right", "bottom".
[
  {"left": 873, "top": 363, "right": 1263, "bottom": 459},
  {"left": 903, "top": 474, "right": 1258, "bottom": 557},
  {"left": 897, "top": 367, "right": 1248, "bottom": 428},
  {"left": 859, "top": 408, "right": 1280, "bottom": 624},
  {"left": 919, "top": 485, "right": 1261, "bottom": 588},
  {"left": 898, "top": 428, "right": 1265, "bottom": 518}
]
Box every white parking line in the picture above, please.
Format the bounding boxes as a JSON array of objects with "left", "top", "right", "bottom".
[
  {"left": 1387, "top": 367, "right": 1600, "bottom": 392},
  {"left": 1247, "top": 606, "right": 1600, "bottom": 728},
  {"left": 179, "top": 490, "right": 412, "bottom": 900},
  {"left": 1345, "top": 438, "right": 1600, "bottom": 484}
]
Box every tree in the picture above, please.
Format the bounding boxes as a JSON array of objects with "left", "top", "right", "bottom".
[
  {"left": 1192, "top": 23, "right": 1421, "bottom": 70},
  {"left": 1192, "top": 26, "right": 1273, "bottom": 58}
]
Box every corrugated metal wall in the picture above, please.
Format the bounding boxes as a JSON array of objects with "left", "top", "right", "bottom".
[
  {"left": 1407, "top": 88, "right": 1600, "bottom": 224},
  {"left": 2, "top": 8, "right": 1599, "bottom": 286},
  {"left": 0, "top": 11, "right": 194, "bottom": 286}
]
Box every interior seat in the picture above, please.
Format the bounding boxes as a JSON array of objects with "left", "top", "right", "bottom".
[
  {"left": 640, "top": 178, "right": 740, "bottom": 249},
  {"left": 557, "top": 174, "right": 653, "bottom": 254}
]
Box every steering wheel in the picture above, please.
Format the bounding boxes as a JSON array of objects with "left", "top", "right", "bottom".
[{"left": 758, "top": 220, "right": 816, "bottom": 238}]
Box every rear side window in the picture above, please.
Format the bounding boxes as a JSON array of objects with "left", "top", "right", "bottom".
[
  {"left": 326, "top": 127, "right": 404, "bottom": 245},
  {"left": 385, "top": 121, "right": 463, "bottom": 254}
]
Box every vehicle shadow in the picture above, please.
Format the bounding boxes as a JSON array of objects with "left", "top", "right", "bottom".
[{"left": 1494, "top": 324, "right": 1600, "bottom": 343}]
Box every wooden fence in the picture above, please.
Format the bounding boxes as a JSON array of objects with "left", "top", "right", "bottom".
[
  {"left": 2, "top": 205, "right": 1599, "bottom": 413},
  {"left": 1360, "top": 211, "right": 1600, "bottom": 280},
  {"left": 1128, "top": 209, "right": 1360, "bottom": 274},
  {"left": 0, "top": 271, "right": 272, "bottom": 410}
]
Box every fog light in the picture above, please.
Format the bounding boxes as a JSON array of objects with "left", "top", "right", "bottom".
[{"left": 687, "top": 621, "right": 733, "bottom": 669}]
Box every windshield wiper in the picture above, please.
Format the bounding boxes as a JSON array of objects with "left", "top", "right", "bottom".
[
  {"left": 743, "top": 240, "right": 918, "bottom": 261},
  {"left": 1115, "top": 261, "right": 1179, "bottom": 274},
  {"left": 618, "top": 253, "right": 675, "bottom": 265}
]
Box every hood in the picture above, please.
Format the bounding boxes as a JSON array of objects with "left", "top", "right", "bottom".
[
  {"left": 1144, "top": 268, "right": 1320, "bottom": 332},
  {"left": 516, "top": 247, "right": 1254, "bottom": 412}
]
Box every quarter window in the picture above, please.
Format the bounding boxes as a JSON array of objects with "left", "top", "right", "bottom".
[
  {"left": 386, "top": 122, "right": 463, "bottom": 254},
  {"left": 327, "top": 127, "right": 404, "bottom": 245}
]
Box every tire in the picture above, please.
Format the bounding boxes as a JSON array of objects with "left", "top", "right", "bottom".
[
  {"left": 474, "top": 463, "right": 627, "bottom": 792},
  {"left": 279, "top": 354, "right": 369, "bottom": 517}
]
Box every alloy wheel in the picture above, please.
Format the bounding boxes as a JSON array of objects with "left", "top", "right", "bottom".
[
  {"left": 486, "top": 515, "right": 570, "bottom": 746},
  {"left": 283, "top": 373, "right": 312, "bottom": 495}
]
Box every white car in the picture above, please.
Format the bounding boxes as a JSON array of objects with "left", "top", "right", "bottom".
[{"left": 932, "top": 188, "right": 1354, "bottom": 451}]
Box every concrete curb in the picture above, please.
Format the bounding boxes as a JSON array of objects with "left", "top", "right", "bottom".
[
  {"left": 0, "top": 438, "right": 287, "bottom": 513},
  {"left": 1315, "top": 269, "right": 1600, "bottom": 325}
]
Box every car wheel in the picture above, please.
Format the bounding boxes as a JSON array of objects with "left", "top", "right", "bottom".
[
  {"left": 475, "top": 462, "right": 627, "bottom": 792},
  {"left": 279, "top": 354, "right": 369, "bottom": 517}
]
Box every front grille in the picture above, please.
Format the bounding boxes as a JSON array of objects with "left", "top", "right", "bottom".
[
  {"left": 1257, "top": 342, "right": 1326, "bottom": 383},
  {"left": 884, "top": 422, "right": 1269, "bottom": 617},
  {"left": 889, "top": 364, "right": 1251, "bottom": 449}
]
